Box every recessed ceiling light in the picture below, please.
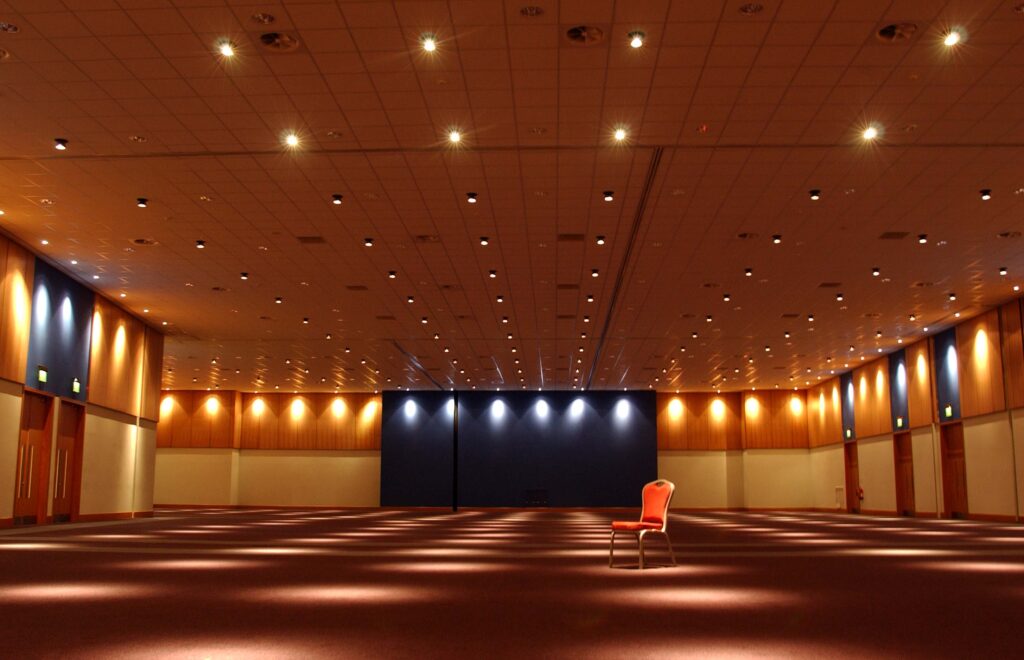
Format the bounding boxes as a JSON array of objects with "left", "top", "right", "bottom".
[
  {"left": 332, "top": 194, "right": 343, "bottom": 205},
  {"left": 918, "top": 234, "right": 928, "bottom": 244},
  {"left": 1014, "top": 285, "right": 1021, "bottom": 292},
  {"left": 807, "top": 314, "right": 814, "bottom": 322},
  {"left": 489, "top": 270, "right": 497, "bottom": 278},
  {"left": 1000, "top": 266, "right": 1008, "bottom": 276},
  {"left": 70, "top": 259, "right": 77, "bottom": 265},
  {"left": 54, "top": 138, "right": 68, "bottom": 151},
  {"left": 448, "top": 129, "right": 461, "bottom": 143},
  {"left": 691, "top": 331, "right": 698, "bottom": 338},
  {"left": 871, "top": 267, "right": 880, "bottom": 277},
  {"left": 772, "top": 234, "right": 782, "bottom": 244},
  {"left": 943, "top": 29, "right": 962, "bottom": 47},
  {"left": 587, "top": 295, "right": 595, "bottom": 303},
  {"left": 723, "top": 293, "right": 731, "bottom": 302},
  {"left": 466, "top": 192, "right": 478, "bottom": 204},
  {"left": 407, "top": 295, "right": 414, "bottom": 303},
  {"left": 784, "top": 331, "right": 791, "bottom": 338},
  {"left": 302, "top": 317, "right": 310, "bottom": 324},
  {"left": 591, "top": 269, "right": 599, "bottom": 277},
  {"left": 421, "top": 34, "right": 437, "bottom": 52},
  {"left": 603, "top": 190, "right": 614, "bottom": 202},
  {"left": 809, "top": 189, "right": 821, "bottom": 200},
  {"left": 909, "top": 314, "right": 917, "bottom": 321},
  {"left": 136, "top": 197, "right": 148, "bottom": 208},
  {"left": 196, "top": 240, "right": 206, "bottom": 249},
  {"left": 501, "top": 316, "right": 509, "bottom": 323},
  {"left": 875, "top": 330, "right": 883, "bottom": 338},
  {"left": 364, "top": 238, "right": 374, "bottom": 247},
  {"left": 836, "top": 293, "right": 844, "bottom": 301},
  {"left": 162, "top": 321, "right": 168, "bottom": 326},
  {"left": 284, "top": 133, "right": 299, "bottom": 147},
  {"left": 849, "top": 345, "right": 855, "bottom": 352},
  {"left": 275, "top": 297, "right": 283, "bottom": 304},
  {"left": 217, "top": 40, "right": 236, "bottom": 57},
  {"left": 496, "top": 295, "right": 504, "bottom": 303},
  {"left": 954, "top": 312, "right": 961, "bottom": 318},
  {"left": 862, "top": 125, "right": 880, "bottom": 141},
  {"left": 980, "top": 188, "right": 992, "bottom": 201},
  {"left": 948, "top": 292, "right": 957, "bottom": 301},
  {"left": 0, "top": 209, "right": 4, "bottom": 216},
  {"left": 628, "top": 31, "right": 645, "bottom": 48},
  {"left": 480, "top": 236, "right": 489, "bottom": 246},
  {"left": 143, "top": 308, "right": 149, "bottom": 314},
  {"left": 40, "top": 239, "right": 49, "bottom": 246},
  {"left": 705, "top": 315, "right": 713, "bottom": 322},
  {"left": 744, "top": 268, "right": 753, "bottom": 277},
  {"left": 240, "top": 272, "right": 248, "bottom": 280},
  {"left": 596, "top": 235, "right": 606, "bottom": 245},
  {"left": 613, "top": 128, "right": 627, "bottom": 142}
]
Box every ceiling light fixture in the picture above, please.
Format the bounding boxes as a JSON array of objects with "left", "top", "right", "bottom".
[
  {"left": 466, "top": 192, "right": 478, "bottom": 204},
  {"left": 596, "top": 235, "right": 606, "bottom": 245},
  {"left": 613, "top": 128, "right": 627, "bottom": 142},
  {"left": 872, "top": 267, "right": 880, "bottom": 277},
  {"left": 284, "top": 133, "right": 299, "bottom": 147},
  {"left": 628, "top": 31, "right": 645, "bottom": 48},
  {"left": 136, "top": 198, "right": 148, "bottom": 208},
  {"left": 809, "top": 189, "right": 821, "bottom": 200},
  {"left": 980, "top": 188, "right": 992, "bottom": 201},
  {"left": 196, "top": 240, "right": 206, "bottom": 249},
  {"left": 591, "top": 269, "right": 599, "bottom": 277},
  {"left": 948, "top": 292, "right": 957, "bottom": 301},
  {"left": 387, "top": 271, "right": 397, "bottom": 279},
  {"left": 496, "top": 295, "right": 504, "bottom": 303},
  {"left": 274, "top": 297, "right": 283, "bottom": 304},
  {"left": 723, "top": 293, "right": 731, "bottom": 302},
  {"left": 407, "top": 295, "right": 414, "bottom": 303},
  {"left": 489, "top": 270, "right": 497, "bottom": 278},
  {"left": 240, "top": 272, "right": 249, "bottom": 280},
  {"left": 421, "top": 34, "right": 437, "bottom": 52},
  {"left": 1000, "top": 266, "right": 1008, "bottom": 276},
  {"left": 603, "top": 190, "right": 614, "bottom": 202},
  {"left": 332, "top": 194, "right": 343, "bottom": 205},
  {"left": 364, "top": 238, "right": 374, "bottom": 247},
  {"left": 836, "top": 293, "right": 844, "bottom": 301},
  {"left": 862, "top": 124, "right": 880, "bottom": 141},
  {"left": 54, "top": 138, "right": 68, "bottom": 150},
  {"left": 943, "top": 30, "right": 962, "bottom": 47},
  {"left": 479, "top": 236, "right": 489, "bottom": 246},
  {"left": 772, "top": 234, "right": 782, "bottom": 244},
  {"left": 587, "top": 294, "right": 595, "bottom": 303},
  {"left": 909, "top": 314, "right": 917, "bottom": 321},
  {"left": 918, "top": 234, "right": 928, "bottom": 244},
  {"left": 217, "top": 40, "right": 236, "bottom": 57},
  {"left": 448, "top": 129, "right": 461, "bottom": 144},
  {"left": 744, "top": 268, "right": 753, "bottom": 277}
]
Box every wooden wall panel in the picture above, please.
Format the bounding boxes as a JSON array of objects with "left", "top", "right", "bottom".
[
  {"left": 656, "top": 392, "right": 741, "bottom": 450},
  {"left": 853, "top": 359, "right": 892, "bottom": 438},
  {"left": 156, "top": 391, "right": 193, "bottom": 448},
  {"left": 279, "top": 395, "right": 318, "bottom": 449},
  {"left": 240, "top": 392, "right": 280, "bottom": 449},
  {"left": 190, "top": 391, "right": 235, "bottom": 448},
  {"left": 741, "top": 391, "right": 808, "bottom": 449},
  {"left": 905, "top": 340, "right": 933, "bottom": 428},
  {"left": 1000, "top": 300, "right": 1024, "bottom": 410},
  {"left": 0, "top": 238, "right": 34, "bottom": 384},
  {"left": 88, "top": 297, "right": 146, "bottom": 416},
  {"left": 140, "top": 329, "right": 164, "bottom": 422},
  {"left": 957, "top": 308, "right": 1005, "bottom": 418},
  {"left": 352, "top": 394, "right": 382, "bottom": 450},
  {"left": 808, "top": 378, "right": 843, "bottom": 447}
]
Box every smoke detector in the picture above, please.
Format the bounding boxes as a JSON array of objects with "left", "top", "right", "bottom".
[
  {"left": 876, "top": 23, "right": 918, "bottom": 42},
  {"left": 259, "top": 32, "right": 301, "bottom": 53},
  {"left": 565, "top": 25, "right": 605, "bottom": 46}
]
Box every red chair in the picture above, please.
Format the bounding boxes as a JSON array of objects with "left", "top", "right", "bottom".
[{"left": 609, "top": 479, "right": 676, "bottom": 569}]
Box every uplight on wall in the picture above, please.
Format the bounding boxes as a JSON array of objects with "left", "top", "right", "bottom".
[
  {"left": 331, "top": 397, "right": 346, "bottom": 417},
  {"left": 744, "top": 395, "right": 760, "bottom": 419},
  {"left": 569, "top": 398, "right": 585, "bottom": 419},
  {"left": 535, "top": 399, "right": 549, "bottom": 419},
  {"left": 615, "top": 398, "right": 630, "bottom": 420},
  {"left": 491, "top": 399, "right": 506, "bottom": 420},
  {"left": 290, "top": 397, "right": 305, "bottom": 419},
  {"left": 161, "top": 395, "right": 173, "bottom": 417},
  {"left": 789, "top": 394, "right": 803, "bottom": 415},
  {"left": 446, "top": 398, "right": 455, "bottom": 417},
  {"left": 252, "top": 398, "right": 266, "bottom": 416},
  {"left": 667, "top": 397, "right": 683, "bottom": 420},
  {"left": 404, "top": 399, "right": 417, "bottom": 419}
]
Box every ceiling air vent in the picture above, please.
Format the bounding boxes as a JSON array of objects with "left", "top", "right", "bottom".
[
  {"left": 565, "top": 25, "right": 605, "bottom": 46},
  {"left": 557, "top": 233, "right": 585, "bottom": 242},
  {"left": 876, "top": 22, "right": 917, "bottom": 43},
  {"left": 818, "top": 282, "right": 842, "bottom": 288},
  {"left": 345, "top": 284, "right": 368, "bottom": 291},
  {"left": 297, "top": 235, "right": 326, "bottom": 244},
  {"left": 259, "top": 32, "right": 301, "bottom": 52},
  {"left": 878, "top": 231, "right": 909, "bottom": 240}
]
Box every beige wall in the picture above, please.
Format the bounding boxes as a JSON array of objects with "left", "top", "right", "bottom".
[
  {"left": 963, "top": 413, "right": 1019, "bottom": 517},
  {"left": 80, "top": 406, "right": 148, "bottom": 516},
  {"left": 0, "top": 378, "right": 22, "bottom": 520},
  {"left": 659, "top": 451, "right": 730, "bottom": 508},
  {"left": 911, "top": 426, "right": 940, "bottom": 515},
  {"left": 154, "top": 449, "right": 238, "bottom": 505},
  {"left": 809, "top": 444, "right": 845, "bottom": 510},
  {"left": 858, "top": 434, "right": 896, "bottom": 513},
  {"left": 741, "top": 449, "right": 810, "bottom": 509},
  {"left": 1013, "top": 409, "right": 1024, "bottom": 517},
  {"left": 133, "top": 421, "right": 157, "bottom": 513}
]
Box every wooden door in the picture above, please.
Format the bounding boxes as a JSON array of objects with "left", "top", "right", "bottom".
[
  {"left": 940, "top": 423, "right": 968, "bottom": 519},
  {"left": 844, "top": 441, "right": 860, "bottom": 513},
  {"left": 52, "top": 401, "right": 84, "bottom": 523},
  {"left": 13, "top": 392, "right": 54, "bottom": 525},
  {"left": 893, "top": 432, "right": 915, "bottom": 516}
]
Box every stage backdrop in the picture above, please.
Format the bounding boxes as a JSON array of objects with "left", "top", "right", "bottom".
[{"left": 381, "top": 390, "right": 657, "bottom": 507}]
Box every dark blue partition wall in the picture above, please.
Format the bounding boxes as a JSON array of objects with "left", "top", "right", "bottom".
[
  {"left": 888, "top": 349, "right": 910, "bottom": 430},
  {"left": 25, "top": 259, "right": 93, "bottom": 400},
  {"left": 840, "top": 372, "right": 856, "bottom": 441},
  {"left": 380, "top": 391, "right": 454, "bottom": 507},
  {"left": 456, "top": 391, "right": 657, "bottom": 507},
  {"left": 934, "top": 328, "right": 961, "bottom": 421}
]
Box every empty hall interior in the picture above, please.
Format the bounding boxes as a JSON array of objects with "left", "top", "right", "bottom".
[{"left": 1, "top": 0, "right": 1024, "bottom": 657}]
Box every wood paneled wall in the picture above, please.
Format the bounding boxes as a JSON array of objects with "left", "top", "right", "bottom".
[
  {"left": 0, "top": 237, "right": 33, "bottom": 384},
  {"left": 905, "top": 340, "right": 933, "bottom": 428},
  {"left": 88, "top": 297, "right": 147, "bottom": 416},
  {"left": 157, "top": 391, "right": 383, "bottom": 450},
  {"left": 808, "top": 378, "right": 843, "bottom": 447},
  {"left": 656, "top": 392, "right": 741, "bottom": 450},
  {"left": 140, "top": 329, "right": 164, "bottom": 422},
  {"left": 740, "top": 390, "right": 809, "bottom": 449},
  {"left": 853, "top": 359, "right": 892, "bottom": 438},
  {"left": 1000, "top": 300, "right": 1024, "bottom": 410},
  {"left": 957, "top": 309, "right": 1005, "bottom": 418}
]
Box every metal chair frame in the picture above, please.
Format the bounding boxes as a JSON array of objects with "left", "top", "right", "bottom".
[{"left": 609, "top": 479, "right": 677, "bottom": 570}]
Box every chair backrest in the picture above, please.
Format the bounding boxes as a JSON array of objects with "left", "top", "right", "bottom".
[{"left": 639, "top": 479, "right": 675, "bottom": 530}]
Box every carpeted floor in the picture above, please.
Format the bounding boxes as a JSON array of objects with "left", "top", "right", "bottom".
[{"left": 0, "top": 508, "right": 1022, "bottom": 658}]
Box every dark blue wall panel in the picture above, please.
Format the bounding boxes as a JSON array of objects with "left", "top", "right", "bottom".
[
  {"left": 840, "top": 372, "right": 856, "bottom": 441},
  {"left": 380, "top": 391, "right": 454, "bottom": 507},
  {"left": 888, "top": 349, "right": 910, "bottom": 431},
  {"left": 25, "top": 259, "right": 93, "bottom": 400},
  {"left": 933, "top": 328, "right": 961, "bottom": 421},
  {"left": 456, "top": 391, "right": 657, "bottom": 507}
]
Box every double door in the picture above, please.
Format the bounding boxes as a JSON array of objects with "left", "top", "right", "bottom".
[{"left": 13, "top": 394, "right": 83, "bottom": 525}]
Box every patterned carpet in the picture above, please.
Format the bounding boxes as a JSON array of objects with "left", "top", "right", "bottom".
[{"left": 0, "top": 508, "right": 1022, "bottom": 658}]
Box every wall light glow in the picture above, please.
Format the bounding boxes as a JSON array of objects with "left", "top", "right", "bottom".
[
  {"left": 569, "top": 398, "right": 585, "bottom": 419},
  {"left": 446, "top": 398, "right": 455, "bottom": 417},
  {"left": 290, "top": 397, "right": 305, "bottom": 419},
  {"left": 331, "top": 397, "right": 346, "bottom": 417},
  {"left": 160, "top": 395, "right": 173, "bottom": 418},
  {"left": 615, "top": 399, "right": 630, "bottom": 420},
  {"left": 535, "top": 399, "right": 549, "bottom": 419},
  {"left": 205, "top": 396, "right": 219, "bottom": 415},
  {"left": 491, "top": 399, "right": 506, "bottom": 420},
  {"left": 974, "top": 328, "right": 989, "bottom": 364},
  {"left": 404, "top": 399, "right": 416, "bottom": 419},
  {"left": 789, "top": 394, "right": 803, "bottom": 415},
  {"left": 668, "top": 397, "right": 683, "bottom": 420},
  {"left": 252, "top": 398, "right": 266, "bottom": 416},
  {"left": 710, "top": 397, "right": 726, "bottom": 421},
  {"left": 744, "top": 395, "right": 760, "bottom": 419}
]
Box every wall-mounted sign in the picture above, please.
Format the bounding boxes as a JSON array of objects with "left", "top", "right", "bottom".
[
  {"left": 37, "top": 366, "right": 47, "bottom": 383},
  {"left": 72, "top": 377, "right": 80, "bottom": 394},
  {"left": 944, "top": 404, "right": 953, "bottom": 418},
  {"left": 896, "top": 416, "right": 904, "bottom": 429}
]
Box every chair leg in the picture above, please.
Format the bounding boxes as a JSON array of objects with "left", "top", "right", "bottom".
[
  {"left": 638, "top": 530, "right": 647, "bottom": 570},
  {"left": 608, "top": 530, "right": 616, "bottom": 567},
  {"left": 663, "top": 531, "right": 677, "bottom": 566}
]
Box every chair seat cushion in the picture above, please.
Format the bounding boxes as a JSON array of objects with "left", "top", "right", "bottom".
[{"left": 611, "top": 521, "right": 662, "bottom": 531}]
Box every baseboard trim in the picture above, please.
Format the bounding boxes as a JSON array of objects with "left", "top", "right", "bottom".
[
  {"left": 76, "top": 511, "right": 153, "bottom": 523},
  {"left": 962, "top": 512, "right": 1018, "bottom": 522},
  {"left": 155, "top": 503, "right": 381, "bottom": 511},
  {"left": 860, "top": 508, "right": 899, "bottom": 516}
]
